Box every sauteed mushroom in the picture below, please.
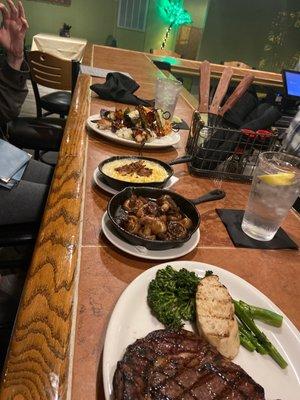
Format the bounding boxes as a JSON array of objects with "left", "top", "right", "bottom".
[{"left": 118, "top": 194, "right": 193, "bottom": 241}]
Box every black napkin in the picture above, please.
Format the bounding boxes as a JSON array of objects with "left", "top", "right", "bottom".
[
  {"left": 216, "top": 209, "right": 298, "bottom": 250},
  {"left": 90, "top": 72, "right": 154, "bottom": 106},
  {"left": 241, "top": 104, "right": 282, "bottom": 131},
  {"left": 173, "top": 119, "right": 189, "bottom": 130}
]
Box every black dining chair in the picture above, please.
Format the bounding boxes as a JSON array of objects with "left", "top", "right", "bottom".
[
  {"left": 0, "top": 223, "right": 38, "bottom": 271},
  {"left": 27, "top": 51, "right": 80, "bottom": 119},
  {"left": 7, "top": 117, "right": 65, "bottom": 164}
]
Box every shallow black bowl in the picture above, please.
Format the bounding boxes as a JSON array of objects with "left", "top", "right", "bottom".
[
  {"left": 98, "top": 156, "right": 174, "bottom": 191},
  {"left": 107, "top": 184, "right": 227, "bottom": 251},
  {"left": 107, "top": 187, "right": 201, "bottom": 250}
]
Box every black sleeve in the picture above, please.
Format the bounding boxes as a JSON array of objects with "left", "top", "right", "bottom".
[{"left": 0, "top": 60, "right": 29, "bottom": 123}]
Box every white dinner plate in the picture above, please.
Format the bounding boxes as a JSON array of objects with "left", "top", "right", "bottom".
[
  {"left": 103, "top": 261, "right": 300, "bottom": 400},
  {"left": 86, "top": 114, "right": 181, "bottom": 148},
  {"left": 101, "top": 212, "right": 200, "bottom": 260},
  {"left": 93, "top": 168, "right": 179, "bottom": 195}
]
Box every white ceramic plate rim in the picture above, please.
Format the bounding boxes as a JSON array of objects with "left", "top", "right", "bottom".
[
  {"left": 101, "top": 212, "right": 200, "bottom": 260},
  {"left": 103, "top": 261, "right": 300, "bottom": 400},
  {"left": 87, "top": 114, "right": 180, "bottom": 148}
]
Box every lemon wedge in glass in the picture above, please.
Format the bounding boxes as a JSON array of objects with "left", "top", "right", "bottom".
[{"left": 258, "top": 172, "right": 295, "bottom": 186}]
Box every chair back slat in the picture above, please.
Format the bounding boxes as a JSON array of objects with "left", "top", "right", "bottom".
[
  {"left": 28, "top": 51, "right": 73, "bottom": 90},
  {"left": 31, "top": 67, "right": 61, "bottom": 79}
]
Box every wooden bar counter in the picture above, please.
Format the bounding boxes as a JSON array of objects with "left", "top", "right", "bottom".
[
  {"left": 148, "top": 54, "right": 283, "bottom": 87},
  {"left": 0, "top": 45, "right": 299, "bottom": 400}
]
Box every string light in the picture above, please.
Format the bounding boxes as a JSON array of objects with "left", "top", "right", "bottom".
[
  {"left": 161, "top": 24, "right": 173, "bottom": 49},
  {"left": 158, "top": 0, "right": 192, "bottom": 50}
]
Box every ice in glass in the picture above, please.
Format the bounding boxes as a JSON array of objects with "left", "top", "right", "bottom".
[
  {"left": 155, "top": 77, "right": 182, "bottom": 119},
  {"left": 242, "top": 152, "right": 300, "bottom": 241}
]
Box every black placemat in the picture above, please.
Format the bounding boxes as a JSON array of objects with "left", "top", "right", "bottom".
[{"left": 216, "top": 209, "right": 298, "bottom": 250}]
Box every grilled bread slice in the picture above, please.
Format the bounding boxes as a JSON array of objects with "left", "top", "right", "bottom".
[{"left": 196, "top": 275, "right": 240, "bottom": 359}]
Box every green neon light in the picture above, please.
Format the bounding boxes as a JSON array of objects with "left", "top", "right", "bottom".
[
  {"left": 158, "top": 0, "right": 192, "bottom": 49},
  {"left": 158, "top": 0, "right": 192, "bottom": 27}
]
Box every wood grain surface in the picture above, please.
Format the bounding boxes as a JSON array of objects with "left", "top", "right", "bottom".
[
  {"left": 148, "top": 54, "right": 283, "bottom": 87},
  {"left": 0, "top": 72, "right": 91, "bottom": 399}
]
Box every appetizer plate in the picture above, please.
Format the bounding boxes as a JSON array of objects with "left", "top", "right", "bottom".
[
  {"left": 87, "top": 114, "right": 181, "bottom": 149},
  {"left": 101, "top": 212, "right": 200, "bottom": 260},
  {"left": 93, "top": 168, "right": 179, "bottom": 195},
  {"left": 103, "top": 261, "right": 300, "bottom": 400}
]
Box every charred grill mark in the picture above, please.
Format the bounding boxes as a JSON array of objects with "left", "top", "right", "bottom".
[{"left": 113, "top": 330, "right": 265, "bottom": 400}]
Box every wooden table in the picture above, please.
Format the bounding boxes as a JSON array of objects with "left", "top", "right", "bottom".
[
  {"left": 31, "top": 33, "right": 87, "bottom": 61},
  {"left": 1, "top": 45, "right": 299, "bottom": 400}
]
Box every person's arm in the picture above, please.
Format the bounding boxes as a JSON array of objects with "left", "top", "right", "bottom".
[
  {"left": 0, "top": 1, "right": 29, "bottom": 122},
  {"left": 0, "top": 59, "right": 29, "bottom": 122}
]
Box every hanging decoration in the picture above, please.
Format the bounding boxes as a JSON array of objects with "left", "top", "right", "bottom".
[{"left": 158, "top": 0, "right": 192, "bottom": 49}]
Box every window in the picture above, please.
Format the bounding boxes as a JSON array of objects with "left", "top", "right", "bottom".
[{"left": 117, "top": 0, "right": 149, "bottom": 32}]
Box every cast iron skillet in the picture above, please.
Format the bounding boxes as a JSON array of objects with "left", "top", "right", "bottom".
[
  {"left": 98, "top": 155, "right": 192, "bottom": 191},
  {"left": 107, "top": 186, "right": 225, "bottom": 250}
]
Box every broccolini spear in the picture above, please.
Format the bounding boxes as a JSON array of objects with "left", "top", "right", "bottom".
[
  {"left": 238, "top": 322, "right": 267, "bottom": 354},
  {"left": 234, "top": 301, "right": 288, "bottom": 369},
  {"left": 239, "top": 328, "right": 256, "bottom": 352},
  {"left": 237, "top": 300, "right": 283, "bottom": 327}
]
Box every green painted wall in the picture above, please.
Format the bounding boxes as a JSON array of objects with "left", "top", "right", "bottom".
[
  {"left": 184, "top": 0, "right": 210, "bottom": 29},
  {"left": 23, "top": 0, "right": 117, "bottom": 46},
  {"left": 182, "top": 0, "right": 211, "bottom": 59},
  {"left": 23, "top": 0, "right": 179, "bottom": 52},
  {"left": 199, "top": 0, "right": 300, "bottom": 71}
]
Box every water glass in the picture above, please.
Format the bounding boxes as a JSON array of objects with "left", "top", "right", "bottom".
[
  {"left": 155, "top": 77, "right": 182, "bottom": 119},
  {"left": 242, "top": 152, "right": 300, "bottom": 241}
]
